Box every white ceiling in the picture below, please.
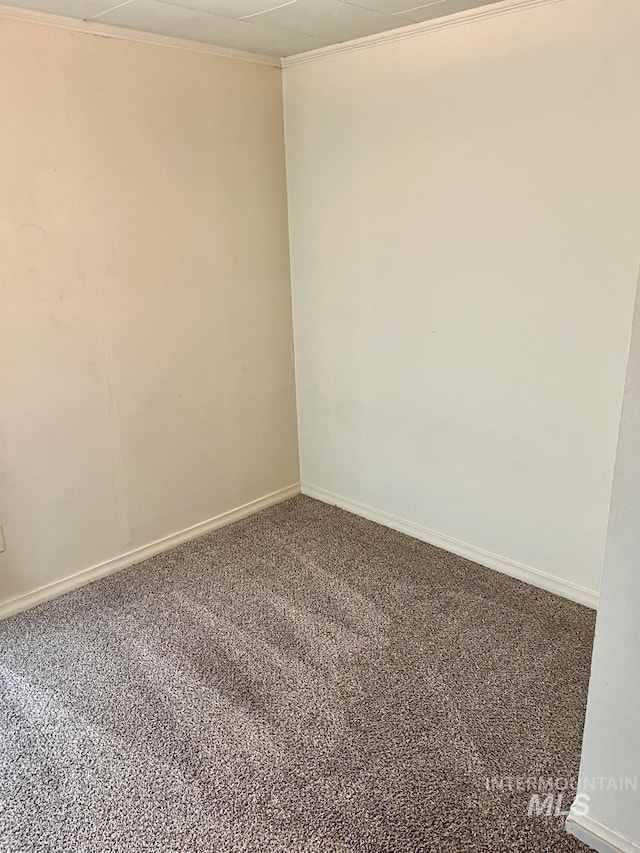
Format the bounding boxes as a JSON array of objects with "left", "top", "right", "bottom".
[{"left": 5, "top": 0, "right": 507, "bottom": 57}]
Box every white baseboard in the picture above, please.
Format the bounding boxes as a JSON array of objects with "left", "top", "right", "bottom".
[
  {"left": 566, "top": 810, "right": 640, "bottom": 853},
  {"left": 0, "top": 483, "right": 300, "bottom": 622},
  {"left": 302, "top": 483, "right": 598, "bottom": 609}
]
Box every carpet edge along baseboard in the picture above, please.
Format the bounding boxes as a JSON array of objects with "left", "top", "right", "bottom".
[
  {"left": 302, "top": 483, "right": 599, "bottom": 610},
  {"left": 0, "top": 483, "right": 301, "bottom": 621}
]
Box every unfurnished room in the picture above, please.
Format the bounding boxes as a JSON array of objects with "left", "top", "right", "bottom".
[{"left": 0, "top": 0, "right": 639, "bottom": 850}]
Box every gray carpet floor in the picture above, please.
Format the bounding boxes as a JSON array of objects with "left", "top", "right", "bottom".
[{"left": 0, "top": 496, "right": 594, "bottom": 852}]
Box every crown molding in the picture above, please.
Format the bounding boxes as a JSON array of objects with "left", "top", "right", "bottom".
[
  {"left": 0, "top": 0, "right": 566, "bottom": 68},
  {"left": 281, "top": 0, "right": 565, "bottom": 68},
  {"left": 0, "top": 2, "right": 280, "bottom": 66}
]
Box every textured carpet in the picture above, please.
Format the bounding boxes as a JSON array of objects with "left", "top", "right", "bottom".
[{"left": 0, "top": 496, "right": 594, "bottom": 852}]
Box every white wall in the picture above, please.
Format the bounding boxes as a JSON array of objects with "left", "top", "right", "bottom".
[
  {"left": 0, "top": 17, "right": 299, "bottom": 613},
  {"left": 283, "top": 0, "right": 640, "bottom": 602},
  {"left": 566, "top": 274, "right": 640, "bottom": 852}
]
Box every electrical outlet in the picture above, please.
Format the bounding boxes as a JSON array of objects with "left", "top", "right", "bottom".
[{"left": 0, "top": 525, "right": 4, "bottom": 553}]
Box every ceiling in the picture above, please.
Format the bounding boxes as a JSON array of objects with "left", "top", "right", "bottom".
[{"left": 5, "top": 0, "right": 507, "bottom": 57}]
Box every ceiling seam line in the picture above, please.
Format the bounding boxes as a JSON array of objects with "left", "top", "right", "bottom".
[
  {"left": 89, "top": 0, "right": 135, "bottom": 21},
  {"left": 240, "top": 0, "right": 299, "bottom": 20}
]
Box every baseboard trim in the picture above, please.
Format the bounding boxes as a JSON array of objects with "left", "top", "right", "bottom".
[
  {"left": 0, "top": 483, "right": 300, "bottom": 622},
  {"left": 302, "top": 483, "right": 598, "bottom": 609},
  {"left": 566, "top": 810, "right": 640, "bottom": 853}
]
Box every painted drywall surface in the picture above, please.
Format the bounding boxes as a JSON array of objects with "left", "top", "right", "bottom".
[
  {"left": 283, "top": 0, "right": 640, "bottom": 595},
  {"left": 571, "top": 277, "right": 640, "bottom": 845},
  {"left": 0, "top": 19, "right": 298, "bottom": 607}
]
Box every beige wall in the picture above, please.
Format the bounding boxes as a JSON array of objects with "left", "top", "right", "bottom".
[
  {"left": 283, "top": 0, "right": 640, "bottom": 604},
  {"left": 0, "top": 19, "right": 299, "bottom": 610}
]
